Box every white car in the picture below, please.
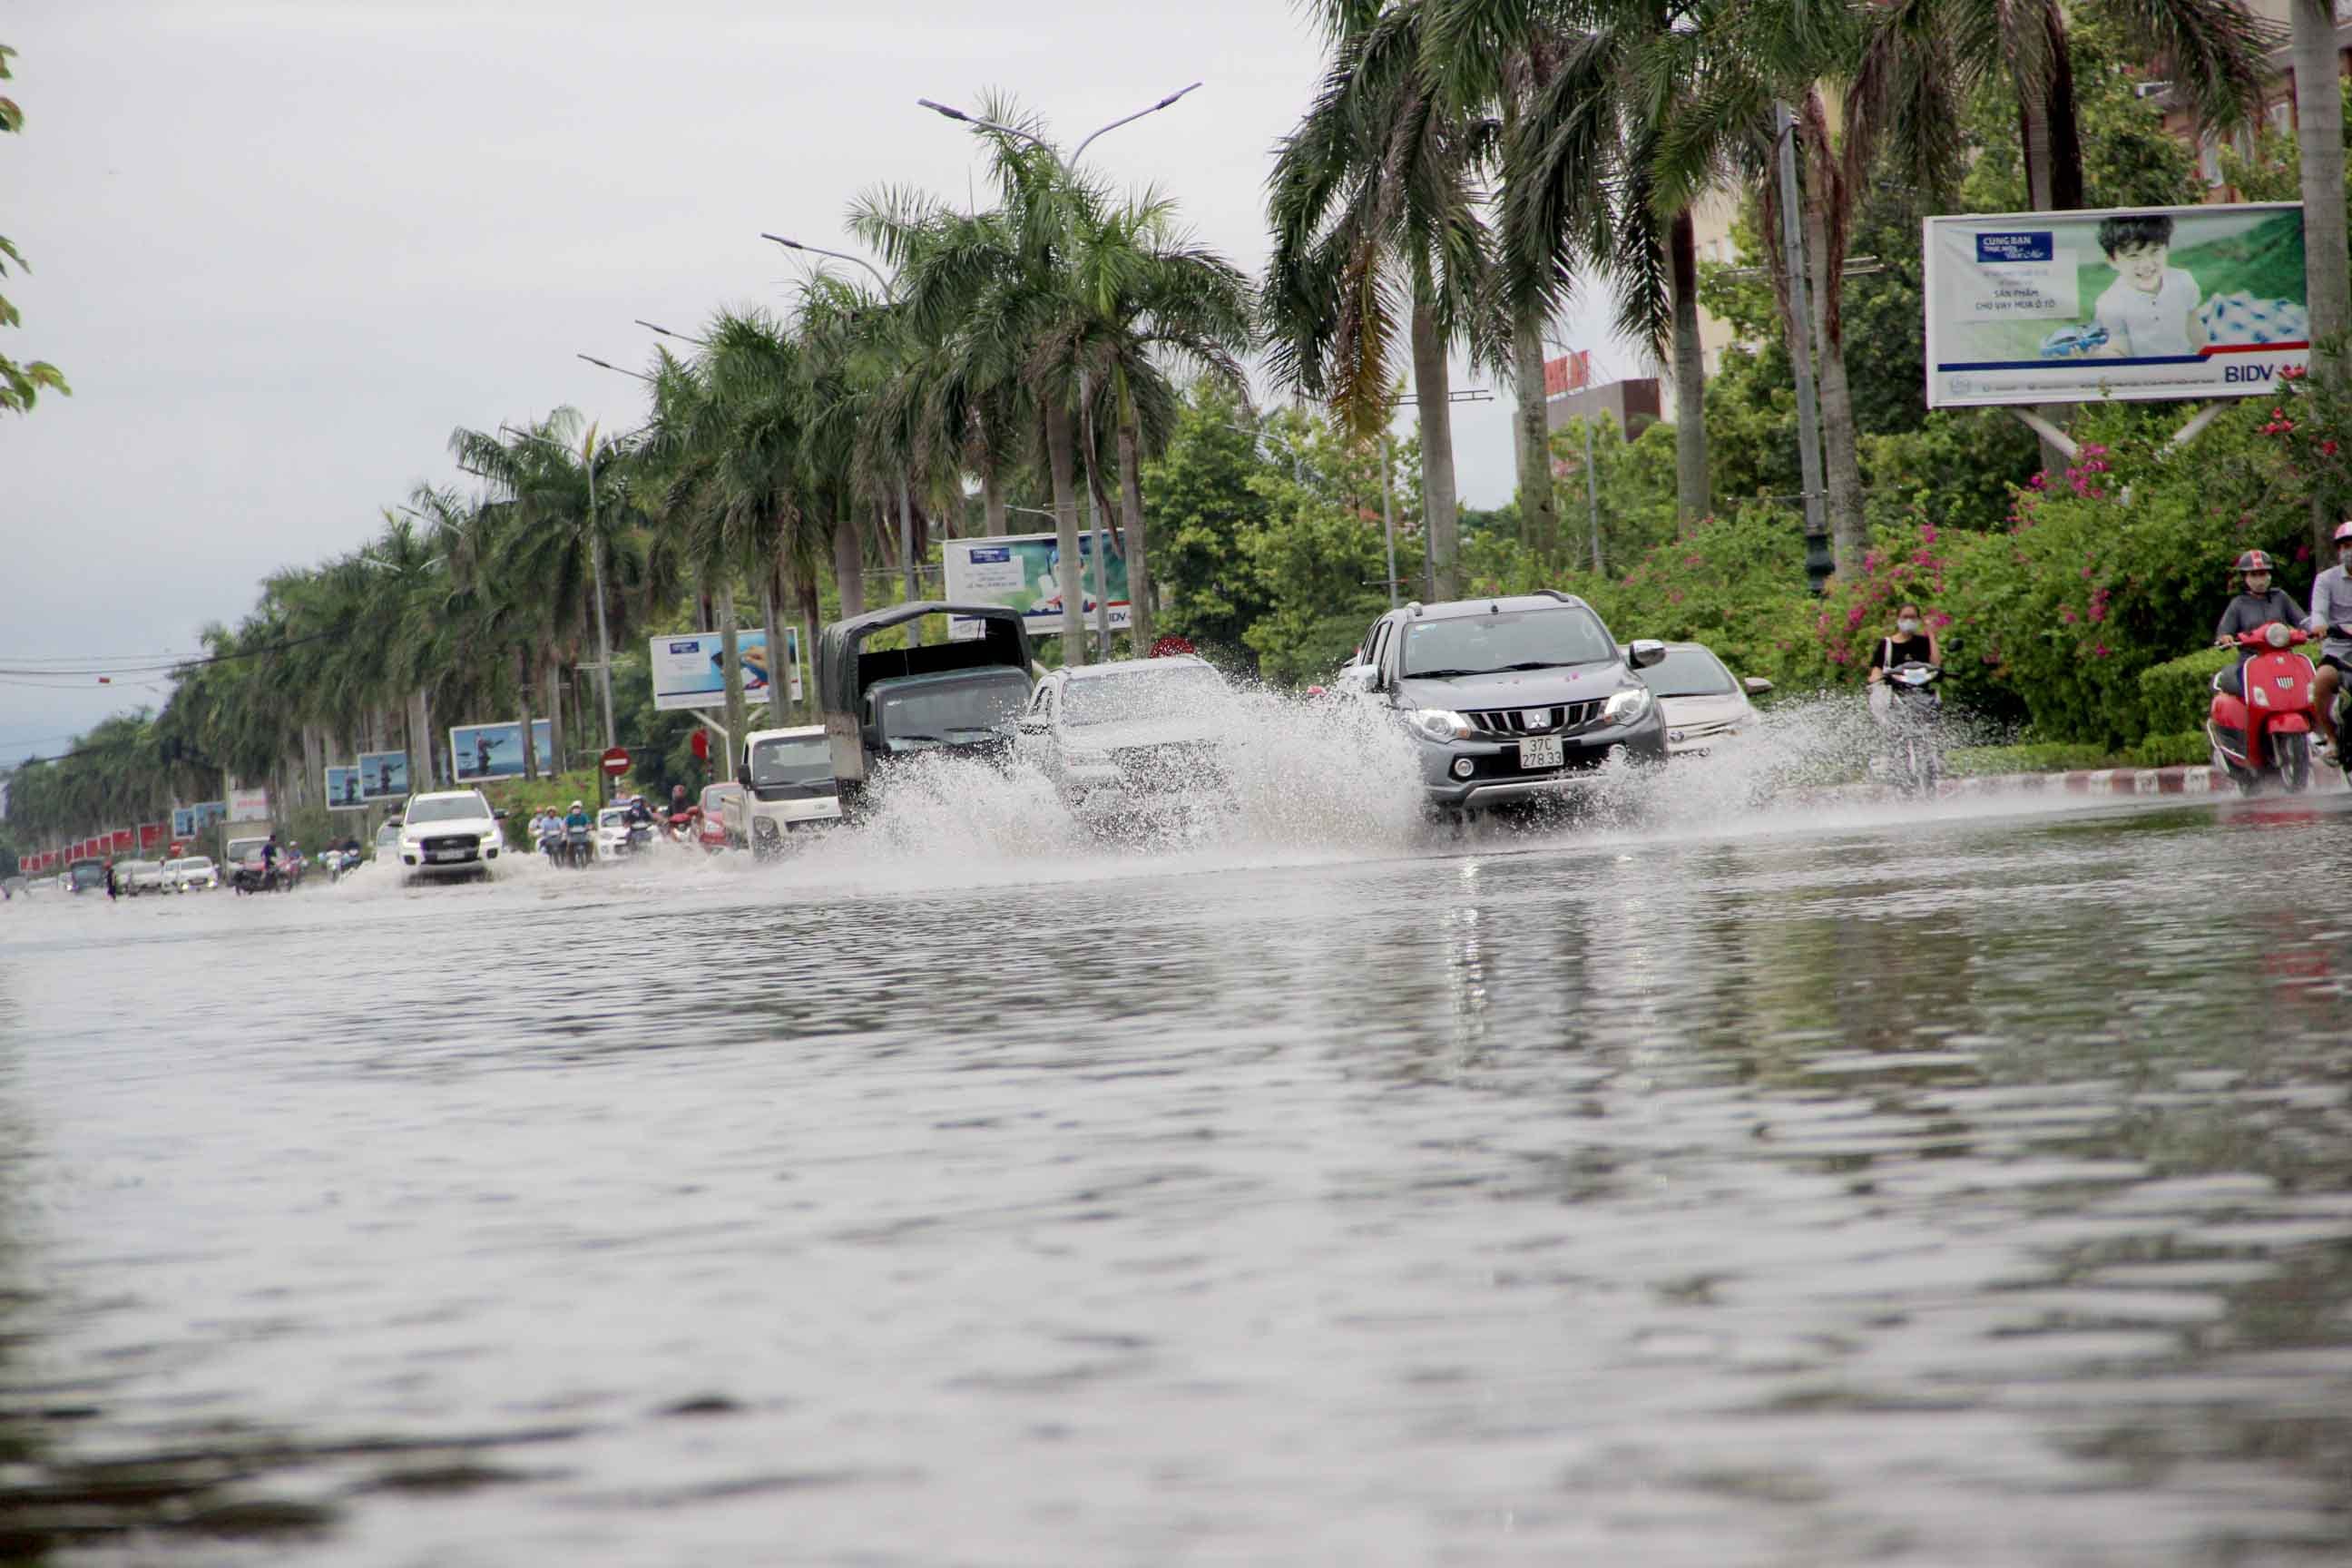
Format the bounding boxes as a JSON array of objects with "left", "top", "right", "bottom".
[
  {"left": 395, "top": 789, "right": 505, "bottom": 881},
  {"left": 593, "top": 806, "right": 638, "bottom": 862},
  {"left": 723, "top": 726, "right": 843, "bottom": 856},
  {"left": 1632, "top": 642, "right": 1774, "bottom": 757},
  {"left": 166, "top": 855, "right": 219, "bottom": 892},
  {"left": 1014, "top": 655, "right": 1241, "bottom": 824},
  {"left": 117, "top": 858, "right": 167, "bottom": 897}
]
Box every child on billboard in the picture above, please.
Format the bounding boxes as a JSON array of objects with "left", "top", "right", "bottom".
[{"left": 2091, "top": 214, "right": 2206, "bottom": 359}]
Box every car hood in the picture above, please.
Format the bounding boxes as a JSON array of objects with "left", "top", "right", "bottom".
[
  {"left": 1396, "top": 663, "right": 1632, "bottom": 711},
  {"left": 1062, "top": 716, "right": 1224, "bottom": 751},
  {"left": 1658, "top": 693, "right": 1751, "bottom": 730}
]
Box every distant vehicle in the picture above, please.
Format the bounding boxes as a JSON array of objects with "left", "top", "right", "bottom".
[
  {"left": 65, "top": 858, "right": 109, "bottom": 896},
  {"left": 2, "top": 875, "right": 27, "bottom": 899},
  {"left": 817, "top": 601, "right": 1035, "bottom": 818},
  {"left": 1016, "top": 655, "right": 1241, "bottom": 826},
  {"left": 371, "top": 821, "right": 400, "bottom": 860},
  {"left": 724, "top": 727, "right": 842, "bottom": 856},
  {"left": 166, "top": 856, "right": 220, "bottom": 892},
  {"left": 1629, "top": 642, "right": 1774, "bottom": 758},
  {"left": 394, "top": 790, "right": 504, "bottom": 882},
  {"left": 594, "top": 805, "right": 636, "bottom": 862},
  {"left": 117, "top": 858, "right": 167, "bottom": 897},
  {"left": 698, "top": 783, "right": 738, "bottom": 852}
]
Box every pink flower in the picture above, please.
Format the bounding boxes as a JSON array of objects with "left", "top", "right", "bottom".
[
  {"left": 2082, "top": 564, "right": 2095, "bottom": 579},
  {"left": 2298, "top": 543, "right": 2313, "bottom": 562},
  {"left": 2060, "top": 606, "right": 2078, "bottom": 624},
  {"left": 1847, "top": 604, "right": 1868, "bottom": 630},
  {"left": 1920, "top": 524, "right": 1939, "bottom": 544},
  {"left": 2093, "top": 642, "right": 2111, "bottom": 658},
  {"left": 2088, "top": 601, "right": 2107, "bottom": 623}
]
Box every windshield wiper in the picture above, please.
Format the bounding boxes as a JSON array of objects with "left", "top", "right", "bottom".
[
  {"left": 1498, "top": 660, "right": 1581, "bottom": 671},
  {"left": 1406, "top": 667, "right": 1486, "bottom": 679},
  {"left": 890, "top": 731, "right": 946, "bottom": 744}
]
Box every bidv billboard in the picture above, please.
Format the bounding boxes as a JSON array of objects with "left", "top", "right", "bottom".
[
  {"left": 1925, "top": 202, "right": 2308, "bottom": 407},
  {"left": 449, "top": 720, "right": 555, "bottom": 783},
  {"left": 942, "top": 532, "right": 1129, "bottom": 638},
  {"left": 648, "top": 628, "right": 803, "bottom": 712}
]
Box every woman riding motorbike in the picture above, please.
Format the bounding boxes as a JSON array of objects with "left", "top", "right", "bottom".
[{"left": 2214, "top": 549, "right": 2308, "bottom": 700}]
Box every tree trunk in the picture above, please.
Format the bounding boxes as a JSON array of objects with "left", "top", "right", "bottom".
[
  {"left": 299, "top": 724, "right": 323, "bottom": 809},
  {"left": 517, "top": 646, "right": 538, "bottom": 781},
  {"left": 1044, "top": 397, "right": 1088, "bottom": 662},
  {"left": 544, "top": 662, "right": 565, "bottom": 776},
  {"left": 1669, "top": 209, "right": 1710, "bottom": 531},
  {"left": 980, "top": 449, "right": 1009, "bottom": 537},
  {"left": 2296, "top": 0, "right": 2351, "bottom": 555},
  {"left": 2015, "top": 42, "right": 2077, "bottom": 475},
  {"left": 833, "top": 504, "right": 866, "bottom": 621},
  {"left": 1409, "top": 297, "right": 1462, "bottom": 599},
  {"left": 407, "top": 687, "right": 431, "bottom": 797},
  {"left": 1512, "top": 310, "right": 1559, "bottom": 561},
  {"left": 797, "top": 575, "right": 823, "bottom": 715},
  {"left": 1804, "top": 135, "right": 1868, "bottom": 579},
  {"left": 1116, "top": 405, "right": 1153, "bottom": 650},
  {"left": 760, "top": 568, "right": 789, "bottom": 727},
  {"left": 716, "top": 580, "right": 747, "bottom": 784}
]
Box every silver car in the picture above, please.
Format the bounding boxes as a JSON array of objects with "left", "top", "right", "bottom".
[
  {"left": 1633, "top": 642, "right": 1774, "bottom": 757},
  {"left": 1015, "top": 656, "right": 1240, "bottom": 824}
]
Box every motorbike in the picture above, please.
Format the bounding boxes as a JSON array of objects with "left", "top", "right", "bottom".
[
  {"left": 2210, "top": 622, "right": 2318, "bottom": 794},
  {"left": 1876, "top": 661, "right": 1944, "bottom": 794},
  {"left": 562, "top": 822, "right": 592, "bottom": 868}
]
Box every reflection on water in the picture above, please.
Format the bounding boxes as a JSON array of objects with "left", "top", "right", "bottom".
[{"left": 0, "top": 790, "right": 2348, "bottom": 1564}]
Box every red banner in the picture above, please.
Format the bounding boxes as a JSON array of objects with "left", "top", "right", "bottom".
[
  {"left": 111, "top": 828, "right": 134, "bottom": 854},
  {"left": 140, "top": 822, "right": 165, "bottom": 850},
  {"left": 1544, "top": 350, "right": 1592, "bottom": 399}
]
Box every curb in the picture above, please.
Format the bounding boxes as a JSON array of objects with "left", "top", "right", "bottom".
[{"left": 1809, "top": 761, "right": 2352, "bottom": 807}]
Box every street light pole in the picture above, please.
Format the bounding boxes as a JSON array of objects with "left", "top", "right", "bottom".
[{"left": 1773, "top": 102, "right": 1830, "bottom": 587}]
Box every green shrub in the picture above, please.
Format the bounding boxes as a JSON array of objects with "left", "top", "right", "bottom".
[
  {"left": 2135, "top": 647, "right": 2233, "bottom": 736},
  {"left": 1945, "top": 742, "right": 2113, "bottom": 776},
  {"left": 2123, "top": 730, "right": 2213, "bottom": 768}
]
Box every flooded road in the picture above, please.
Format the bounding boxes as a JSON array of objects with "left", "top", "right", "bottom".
[{"left": 4, "top": 784, "right": 2350, "bottom": 1565}]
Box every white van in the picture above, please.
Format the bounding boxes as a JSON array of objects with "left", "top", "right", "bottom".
[{"left": 721, "top": 726, "right": 843, "bottom": 856}]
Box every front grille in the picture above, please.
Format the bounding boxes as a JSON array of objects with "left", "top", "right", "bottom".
[
  {"left": 1466, "top": 701, "right": 1602, "bottom": 737},
  {"left": 1110, "top": 742, "right": 1225, "bottom": 785},
  {"left": 420, "top": 834, "right": 479, "bottom": 854}
]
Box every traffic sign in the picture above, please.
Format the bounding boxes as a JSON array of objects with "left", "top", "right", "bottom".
[{"left": 600, "top": 746, "right": 631, "bottom": 777}]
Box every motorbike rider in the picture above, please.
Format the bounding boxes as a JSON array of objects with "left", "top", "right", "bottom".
[
  {"left": 2213, "top": 549, "right": 2309, "bottom": 700},
  {"left": 1867, "top": 603, "right": 1941, "bottom": 686},
  {"left": 2305, "top": 523, "right": 2352, "bottom": 761},
  {"left": 563, "top": 799, "right": 592, "bottom": 867}
]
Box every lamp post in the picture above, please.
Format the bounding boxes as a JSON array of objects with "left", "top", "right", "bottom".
[
  {"left": 1543, "top": 338, "right": 1611, "bottom": 575},
  {"left": 917, "top": 83, "right": 1203, "bottom": 664}
]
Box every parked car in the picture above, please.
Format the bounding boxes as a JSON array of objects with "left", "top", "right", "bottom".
[
  {"left": 394, "top": 790, "right": 504, "bottom": 882},
  {"left": 724, "top": 729, "right": 841, "bottom": 856},
  {"left": 166, "top": 855, "right": 220, "bottom": 892},
  {"left": 1340, "top": 591, "right": 1669, "bottom": 818},
  {"left": 115, "top": 858, "right": 166, "bottom": 897},
  {"left": 1630, "top": 642, "right": 1774, "bottom": 757},
  {"left": 1016, "top": 655, "right": 1240, "bottom": 825},
  {"left": 698, "top": 783, "right": 739, "bottom": 852},
  {"left": 817, "top": 601, "right": 1034, "bottom": 818},
  {"left": 371, "top": 821, "right": 401, "bottom": 860}
]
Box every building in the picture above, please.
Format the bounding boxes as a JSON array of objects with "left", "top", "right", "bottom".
[
  {"left": 1544, "top": 373, "right": 1662, "bottom": 441},
  {"left": 2156, "top": 6, "right": 2351, "bottom": 198}
]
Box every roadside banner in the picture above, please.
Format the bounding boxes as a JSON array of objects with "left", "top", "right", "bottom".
[
  {"left": 648, "top": 628, "right": 802, "bottom": 712},
  {"left": 448, "top": 718, "right": 555, "bottom": 783},
  {"left": 356, "top": 750, "right": 410, "bottom": 802},
  {"left": 325, "top": 764, "right": 366, "bottom": 809},
  {"left": 941, "top": 531, "right": 1130, "bottom": 639},
  {"left": 111, "top": 828, "right": 134, "bottom": 854},
  {"left": 139, "top": 822, "right": 165, "bottom": 851},
  {"left": 1925, "top": 201, "right": 2308, "bottom": 408},
  {"left": 227, "top": 786, "right": 270, "bottom": 820}
]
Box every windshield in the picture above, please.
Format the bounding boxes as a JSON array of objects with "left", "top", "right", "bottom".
[
  {"left": 1401, "top": 608, "right": 1618, "bottom": 678},
  {"left": 877, "top": 673, "right": 1028, "bottom": 745},
  {"left": 1062, "top": 664, "right": 1232, "bottom": 726},
  {"left": 405, "top": 795, "right": 488, "bottom": 825},
  {"left": 1635, "top": 646, "right": 1737, "bottom": 698},
  {"left": 170, "top": 858, "right": 211, "bottom": 872},
  {"left": 69, "top": 863, "right": 105, "bottom": 887},
  {"left": 599, "top": 808, "right": 628, "bottom": 828},
  {"left": 750, "top": 735, "right": 834, "bottom": 790},
  {"left": 701, "top": 785, "right": 735, "bottom": 813}
]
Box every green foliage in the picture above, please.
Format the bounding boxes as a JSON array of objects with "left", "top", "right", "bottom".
[
  {"left": 1240, "top": 475, "right": 1394, "bottom": 685},
  {"left": 1958, "top": 20, "right": 2203, "bottom": 214},
  {"left": 2137, "top": 647, "right": 2236, "bottom": 737},
  {"left": 0, "top": 42, "right": 68, "bottom": 416},
  {"left": 2218, "top": 80, "right": 2352, "bottom": 207},
  {"left": 1539, "top": 414, "right": 1681, "bottom": 573},
  {"left": 1945, "top": 742, "right": 2113, "bottom": 776},
  {"left": 2124, "top": 730, "right": 2214, "bottom": 768}
]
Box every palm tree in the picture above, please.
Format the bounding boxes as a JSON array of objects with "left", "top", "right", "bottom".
[{"left": 1269, "top": 2, "right": 1489, "bottom": 593}]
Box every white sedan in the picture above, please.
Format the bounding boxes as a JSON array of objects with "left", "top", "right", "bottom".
[
  {"left": 395, "top": 790, "right": 505, "bottom": 882},
  {"left": 166, "top": 856, "right": 219, "bottom": 892}
]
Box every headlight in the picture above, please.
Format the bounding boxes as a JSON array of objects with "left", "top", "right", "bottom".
[
  {"left": 2266, "top": 622, "right": 2292, "bottom": 648},
  {"left": 1409, "top": 708, "right": 1474, "bottom": 741},
  {"left": 1603, "top": 686, "right": 1655, "bottom": 726}
]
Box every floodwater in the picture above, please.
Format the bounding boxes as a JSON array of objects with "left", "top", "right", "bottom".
[{"left": 4, "top": 740, "right": 2350, "bottom": 1565}]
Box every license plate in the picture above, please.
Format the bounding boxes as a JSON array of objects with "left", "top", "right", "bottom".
[
  {"left": 1520, "top": 736, "right": 1564, "bottom": 769},
  {"left": 426, "top": 850, "right": 466, "bottom": 863}
]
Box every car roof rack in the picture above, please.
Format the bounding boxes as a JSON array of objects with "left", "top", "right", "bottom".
[{"left": 1534, "top": 588, "right": 1579, "bottom": 603}]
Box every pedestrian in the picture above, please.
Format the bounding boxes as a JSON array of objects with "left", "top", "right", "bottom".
[{"left": 104, "top": 858, "right": 118, "bottom": 902}]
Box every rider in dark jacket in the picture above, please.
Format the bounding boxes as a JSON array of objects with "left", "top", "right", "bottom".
[{"left": 2214, "top": 549, "right": 2308, "bottom": 698}]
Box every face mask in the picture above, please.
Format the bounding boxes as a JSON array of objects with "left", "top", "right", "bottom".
[
  {"left": 2339, "top": 548, "right": 2352, "bottom": 567},
  {"left": 1897, "top": 618, "right": 1920, "bottom": 634},
  {"left": 2248, "top": 576, "right": 2271, "bottom": 594}
]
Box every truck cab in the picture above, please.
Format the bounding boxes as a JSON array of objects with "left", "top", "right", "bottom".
[
  {"left": 723, "top": 725, "right": 842, "bottom": 856},
  {"left": 817, "top": 602, "right": 1035, "bottom": 816}
]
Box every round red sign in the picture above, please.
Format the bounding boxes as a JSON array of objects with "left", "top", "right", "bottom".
[{"left": 600, "top": 746, "right": 631, "bottom": 777}]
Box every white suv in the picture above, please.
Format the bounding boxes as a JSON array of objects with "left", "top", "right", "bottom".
[
  {"left": 396, "top": 790, "right": 504, "bottom": 881},
  {"left": 166, "top": 856, "right": 219, "bottom": 892}
]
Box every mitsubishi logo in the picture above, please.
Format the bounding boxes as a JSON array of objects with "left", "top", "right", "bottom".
[{"left": 1521, "top": 707, "right": 1553, "bottom": 729}]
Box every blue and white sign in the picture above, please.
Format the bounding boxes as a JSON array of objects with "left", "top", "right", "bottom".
[
  {"left": 356, "top": 750, "right": 410, "bottom": 802},
  {"left": 448, "top": 719, "right": 555, "bottom": 782},
  {"left": 324, "top": 764, "right": 366, "bottom": 810},
  {"left": 648, "top": 628, "right": 803, "bottom": 712}
]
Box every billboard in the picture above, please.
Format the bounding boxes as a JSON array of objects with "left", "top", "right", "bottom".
[
  {"left": 1544, "top": 350, "right": 1592, "bottom": 398},
  {"left": 649, "top": 628, "right": 803, "bottom": 713},
  {"left": 449, "top": 718, "right": 555, "bottom": 783},
  {"left": 942, "top": 531, "right": 1130, "bottom": 638},
  {"left": 324, "top": 765, "right": 366, "bottom": 810},
  {"left": 1926, "top": 202, "right": 2308, "bottom": 407},
  {"left": 355, "top": 750, "right": 409, "bottom": 802},
  {"left": 227, "top": 786, "right": 270, "bottom": 821},
  {"left": 111, "top": 828, "right": 134, "bottom": 854},
  {"left": 139, "top": 822, "right": 165, "bottom": 851}
]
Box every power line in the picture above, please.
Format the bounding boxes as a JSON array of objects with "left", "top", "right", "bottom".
[{"left": 0, "top": 626, "right": 344, "bottom": 680}]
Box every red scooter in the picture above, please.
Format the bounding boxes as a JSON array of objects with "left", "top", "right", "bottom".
[{"left": 2209, "top": 622, "right": 2318, "bottom": 794}]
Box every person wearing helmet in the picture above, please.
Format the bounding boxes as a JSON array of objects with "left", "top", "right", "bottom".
[
  {"left": 2306, "top": 523, "right": 2352, "bottom": 760},
  {"left": 2213, "top": 548, "right": 2309, "bottom": 702}
]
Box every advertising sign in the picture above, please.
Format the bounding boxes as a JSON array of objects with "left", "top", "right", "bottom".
[
  {"left": 324, "top": 765, "right": 366, "bottom": 810},
  {"left": 449, "top": 718, "right": 555, "bottom": 783},
  {"left": 356, "top": 750, "right": 410, "bottom": 802},
  {"left": 227, "top": 786, "right": 270, "bottom": 821},
  {"left": 1926, "top": 202, "right": 2308, "bottom": 407},
  {"left": 111, "top": 828, "right": 134, "bottom": 854},
  {"left": 648, "top": 628, "right": 802, "bottom": 712},
  {"left": 941, "top": 531, "right": 1130, "bottom": 638},
  {"left": 139, "top": 822, "right": 165, "bottom": 851},
  {"left": 1544, "top": 350, "right": 1592, "bottom": 398}
]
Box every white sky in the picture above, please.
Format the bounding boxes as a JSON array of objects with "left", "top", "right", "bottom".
[{"left": 0, "top": 0, "right": 1630, "bottom": 765}]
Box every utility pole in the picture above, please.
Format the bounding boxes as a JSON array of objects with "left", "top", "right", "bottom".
[{"left": 1773, "top": 101, "right": 1832, "bottom": 593}]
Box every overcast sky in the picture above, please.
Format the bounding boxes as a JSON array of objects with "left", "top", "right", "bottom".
[{"left": 1, "top": 0, "right": 1632, "bottom": 767}]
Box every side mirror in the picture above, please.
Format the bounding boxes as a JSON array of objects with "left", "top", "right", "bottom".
[
  {"left": 1743, "top": 676, "right": 1775, "bottom": 696},
  {"left": 493, "top": 808, "right": 509, "bottom": 819},
  {"left": 1628, "top": 639, "right": 1668, "bottom": 670},
  {"left": 1338, "top": 664, "right": 1381, "bottom": 692}
]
